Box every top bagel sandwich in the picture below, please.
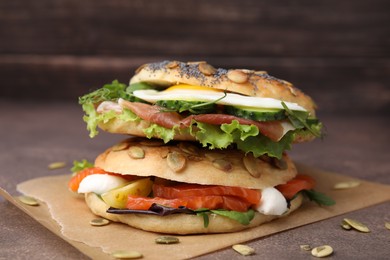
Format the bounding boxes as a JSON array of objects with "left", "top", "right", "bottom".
[{"left": 79, "top": 61, "right": 323, "bottom": 159}]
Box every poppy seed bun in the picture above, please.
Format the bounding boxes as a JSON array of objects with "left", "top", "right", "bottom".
[
  {"left": 94, "top": 138, "right": 298, "bottom": 189},
  {"left": 85, "top": 192, "right": 303, "bottom": 234},
  {"left": 130, "top": 60, "right": 317, "bottom": 116}
]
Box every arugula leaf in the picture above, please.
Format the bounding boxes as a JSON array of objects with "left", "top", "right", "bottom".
[
  {"left": 281, "top": 102, "right": 322, "bottom": 138},
  {"left": 211, "top": 209, "right": 255, "bottom": 225},
  {"left": 71, "top": 159, "right": 93, "bottom": 173},
  {"left": 302, "top": 189, "right": 336, "bottom": 206},
  {"left": 79, "top": 80, "right": 130, "bottom": 105},
  {"left": 196, "top": 212, "right": 210, "bottom": 228}
]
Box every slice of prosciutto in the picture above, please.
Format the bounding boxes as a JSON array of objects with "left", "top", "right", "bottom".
[
  {"left": 117, "top": 98, "right": 285, "bottom": 141},
  {"left": 118, "top": 99, "right": 181, "bottom": 128}
]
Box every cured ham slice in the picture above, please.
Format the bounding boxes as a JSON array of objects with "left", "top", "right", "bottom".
[
  {"left": 118, "top": 99, "right": 181, "bottom": 128},
  {"left": 118, "top": 99, "right": 285, "bottom": 141}
]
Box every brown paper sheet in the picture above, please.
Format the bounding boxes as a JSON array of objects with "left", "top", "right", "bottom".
[{"left": 2, "top": 164, "right": 390, "bottom": 259}]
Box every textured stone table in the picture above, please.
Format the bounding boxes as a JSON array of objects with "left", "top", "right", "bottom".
[{"left": 0, "top": 101, "right": 389, "bottom": 259}]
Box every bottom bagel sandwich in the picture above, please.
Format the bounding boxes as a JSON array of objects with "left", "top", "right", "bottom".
[{"left": 68, "top": 137, "right": 330, "bottom": 234}]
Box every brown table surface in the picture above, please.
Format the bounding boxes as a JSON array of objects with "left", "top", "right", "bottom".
[{"left": 0, "top": 100, "right": 389, "bottom": 259}]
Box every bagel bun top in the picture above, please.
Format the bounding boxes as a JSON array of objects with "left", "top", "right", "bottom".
[
  {"left": 94, "top": 137, "right": 297, "bottom": 189},
  {"left": 130, "top": 60, "right": 317, "bottom": 116}
]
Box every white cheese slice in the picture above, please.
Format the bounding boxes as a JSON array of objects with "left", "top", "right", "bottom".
[
  {"left": 133, "top": 89, "right": 306, "bottom": 111},
  {"left": 78, "top": 174, "right": 127, "bottom": 195},
  {"left": 255, "top": 187, "right": 288, "bottom": 215}
]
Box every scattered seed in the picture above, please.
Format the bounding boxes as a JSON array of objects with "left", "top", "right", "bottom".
[
  {"left": 255, "top": 70, "right": 268, "bottom": 75},
  {"left": 311, "top": 245, "right": 333, "bottom": 258},
  {"left": 111, "top": 250, "right": 143, "bottom": 259},
  {"left": 243, "top": 154, "right": 262, "bottom": 178},
  {"left": 385, "top": 222, "right": 390, "bottom": 230},
  {"left": 204, "top": 152, "right": 226, "bottom": 161},
  {"left": 187, "top": 155, "right": 204, "bottom": 162},
  {"left": 198, "top": 62, "right": 217, "bottom": 76},
  {"left": 128, "top": 146, "right": 145, "bottom": 159},
  {"left": 343, "top": 218, "right": 370, "bottom": 233},
  {"left": 48, "top": 161, "right": 66, "bottom": 170},
  {"left": 135, "top": 64, "right": 146, "bottom": 74},
  {"left": 341, "top": 222, "right": 352, "bottom": 230},
  {"left": 90, "top": 218, "right": 110, "bottom": 226},
  {"left": 178, "top": 142, "right": 200, "bottom": 156},
  {"left": 232, "top": 244, "right": 255, "bottom": 256},
  {"left": 112, "top": 142, "right": 129, "bottom": 152},
  {"left": 155, "top": 236, "right": 180, "bottom": 244},
  {"left": 167, "top": 60, "right": 180, "bottom": 69},
  {"left": 300, "top": 245, "right": 312, "bottom": 251},
  {"left": 167, "top": 151, "right": 187, "bottom": 172},
  {"left": 333, "top": 181, "right": 361, "bottom": 190},
  {"left": 227, "top": 70, "right": 248, "bottom": 84},
  {"left": 280, "top": 79, "right": 293, "bottom": 86},
  {"left": 18, "top": 195, "right": 39, "bottom": 206},
  {"left": 212, "top": 158, "right": 233, "bottom": 172}
]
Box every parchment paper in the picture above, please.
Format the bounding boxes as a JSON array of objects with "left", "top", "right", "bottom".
[{"left": 2, "top": 164, "right": 390, "bottom": 259}]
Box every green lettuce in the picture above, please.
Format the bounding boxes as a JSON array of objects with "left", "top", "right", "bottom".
[
  {"left": 191, "top": 120, "right": 293, "bottom": 159},
  {"left": 70, "top": 159, "right": 94, "bottom": 173}
]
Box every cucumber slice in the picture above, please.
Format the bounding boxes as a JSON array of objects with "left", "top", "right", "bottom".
[
  {"left": 156, "top": 100, "right": 216, "bottom": 114},
  {"left": 225, "top": 106, "right": 287, "bottom": 121}
]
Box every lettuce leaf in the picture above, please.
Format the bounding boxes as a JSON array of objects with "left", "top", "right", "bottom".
[
  {"left": 193, "top": 120, "right": 292, "bottom": 159},
  {"left": 79, "top": 80, "right": 130, "bottom": 105},
  {"left": 144, "top": 124, "right": 179, "bottom": 143},
  {"left": 70, "top": 159, "right": 94, "bottom": 173},
  {"left": 83, "top": 106, "right": 139, "bottom": 138}
]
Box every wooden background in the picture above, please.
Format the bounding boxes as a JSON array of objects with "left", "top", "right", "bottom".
[{"left": 0, "top": 0, "right": 389, "bottom": 115}]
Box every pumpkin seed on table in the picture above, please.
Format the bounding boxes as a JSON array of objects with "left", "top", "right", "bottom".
[
  {"left": 333, "top": 181, "right": 361, "bottom": 190},
  {"left": 232, "top": 244, "right": 255, "bottom": 256},
  {"left": 385, "top": 222, "right": 390, "bottom": 230},
  {"left": 111, "top": 250, "right": 143, "bottom": 259},
  {"left": 300, "top": 244, "right": 312, "bottom": 251},
  {"left": 48, "top": 161, "right": 66, "bottom": 170},
  {"left": 89, "top": 218, "right": 110, "bottom": 226},
  {"left": 341, "top": 222, "right": 352, "bottom": 230},
  {"left": 155, "top": 236, "right": 180, "bottom": 244},
  {"left": 18, "top": 195, "right": 39, "bottom": 206},
  {"left": 343, "top": 218, "right": 370, "bottom": 233},
  {"left": 311, "top": 245, "right": 333, "bottom": 258}
]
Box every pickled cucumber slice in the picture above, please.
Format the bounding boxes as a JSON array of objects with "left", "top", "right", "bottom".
[
  {"left": 225, "top": 106, "right": 287, "bottom": 121},
  {"left": 101, "top": 178, "right": 153, "bottom": 209}
]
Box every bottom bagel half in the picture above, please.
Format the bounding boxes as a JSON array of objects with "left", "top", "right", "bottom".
[{"left": 85, "top": 192, "right": 303, "bottom": 234}]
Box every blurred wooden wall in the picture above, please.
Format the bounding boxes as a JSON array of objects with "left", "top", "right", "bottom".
[{"left": 0, "top": 0, "right": 389, "bottom": 114}]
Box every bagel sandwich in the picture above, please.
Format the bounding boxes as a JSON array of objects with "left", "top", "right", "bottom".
[
  {"left": 68, "top": 138, "right": 319, "bottom": 234},
  {"left": 79, "top": 61, "right": 323, "bottom": 160}
]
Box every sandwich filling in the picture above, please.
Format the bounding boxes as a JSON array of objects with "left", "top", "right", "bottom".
[
  {"left": 68, "top": 163, "right": 321, "bottom": 226},
  {"left": 80, "top": 81, "right": 322, "bottom": 159}
]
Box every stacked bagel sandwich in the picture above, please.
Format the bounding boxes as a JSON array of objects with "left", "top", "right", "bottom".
[{"left": 69, "top": 61, "right": 330, "bottom": 234}]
